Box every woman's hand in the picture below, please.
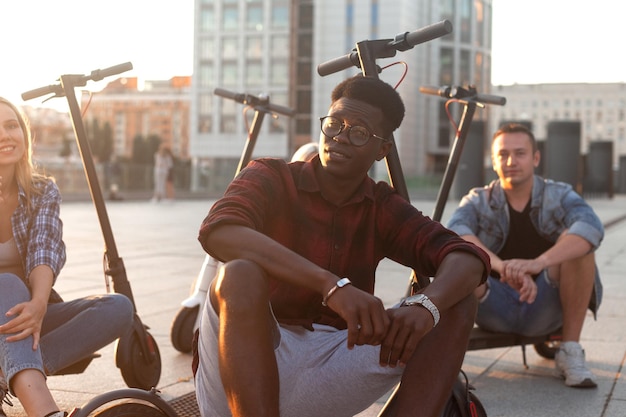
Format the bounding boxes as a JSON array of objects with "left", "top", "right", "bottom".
[{"left": 0, "top": 299, "right": 48, "bottom": 350}]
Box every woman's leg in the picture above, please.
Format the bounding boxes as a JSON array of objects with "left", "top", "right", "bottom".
[
  {"left": 0, "top": 274, "right": 59, "bottom": 416},
  {"left": 40, "top": 294, "right": 133, "bottom": 375}
]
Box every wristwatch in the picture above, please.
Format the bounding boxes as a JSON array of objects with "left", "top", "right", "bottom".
[
  {"left": 401, "top": 293, "right": 440, "bottom": 327},
  {"left": 322, "top": 277, "right": 352, "bottom": 306}
]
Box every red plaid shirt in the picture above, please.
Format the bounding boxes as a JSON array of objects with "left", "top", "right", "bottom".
[{"left": 199, "top": 157, "right": 488, "bottom": 330}]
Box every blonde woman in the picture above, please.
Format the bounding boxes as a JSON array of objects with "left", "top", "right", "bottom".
[{"left": 0, "top": 97, "right": 134, "bottom": 417}]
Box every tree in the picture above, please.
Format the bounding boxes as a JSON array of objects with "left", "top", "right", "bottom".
[
  {"left": 59, "top": 136, "right": 72, "bottom": 158},
  {"left": 85, "top": 118, "right": 114, "bottom": 163},
  {"left": 131, "top": 134, "right": 148, "bottom": 164},
  {"left": 100, "top": 122, "right": 114, "bottom": 163},
  {"left": 146, "top": 134, "right": 162, "bottom": 163}
]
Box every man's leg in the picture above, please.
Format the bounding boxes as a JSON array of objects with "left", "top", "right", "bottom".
[
  {"left": 385, "top": 295, "right": 477, "bottom": 417},
  {"left": 549, "top": 252, "right": 595, "bottom": 342},
  {"left": 209, "top": 259, "right": 279, "bottom": 417},
  {"left": 550, "top": 252, "right": 597, "bottom": 388}
]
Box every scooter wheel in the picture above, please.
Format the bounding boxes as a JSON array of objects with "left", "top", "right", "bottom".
[
  {"left": 534, "top": 340, "right": 560, "bottom": 359},
  {"left": 170, "top": 306, "right": 199, "bottom": 354},
  {"left": 116, "top": 331, "right": 162, "bottom": 390},
  {"left": 93, "top": 402, "right": 170, "bottom": 417}
]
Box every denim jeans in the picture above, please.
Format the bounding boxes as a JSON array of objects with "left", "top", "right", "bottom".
[
  {"left": 475, "top": 273, "right": 563, "bottom": 337},
  {"left": 0, "top": 273, "right": 134, "bottom": 391}
]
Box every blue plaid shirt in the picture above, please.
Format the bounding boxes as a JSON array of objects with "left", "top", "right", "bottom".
[{"left": 12, "top": 178, "right": 66, "bottom": 288}]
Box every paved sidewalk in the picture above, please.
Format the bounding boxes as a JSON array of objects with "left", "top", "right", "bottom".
[{"left": 3, "top": 195, "right": 626, "bottom": 416}]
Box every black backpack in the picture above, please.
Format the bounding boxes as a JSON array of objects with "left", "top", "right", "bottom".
[{"left": 441, "top": 370, "right": 487, "bottom": 417}]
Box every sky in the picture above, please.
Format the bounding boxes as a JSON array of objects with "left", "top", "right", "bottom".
[{"left": 1, "top": 0, "right": 624, "bottom": 111}]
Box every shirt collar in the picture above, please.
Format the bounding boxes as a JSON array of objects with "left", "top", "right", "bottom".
[{"left": 297, "top": 156, "right": 375, "bottom": 204}]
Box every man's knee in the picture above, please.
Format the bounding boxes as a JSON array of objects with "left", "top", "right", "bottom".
[
  {"left": 550, "top": 252, "right": 596, "bottom": 284},
  {"left": 440, "top": 294, "right": 477, "bottom": 332},
  {"left": 212, "top": 259, "right": 269, "bottom": 311}
]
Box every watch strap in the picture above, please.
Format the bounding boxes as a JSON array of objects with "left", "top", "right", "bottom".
[
  {"left": 403, "top": 294, "right": 440, "bottom": 327},
  {"left": 322, "top": 278, "right": 351, "bottom": 306}
]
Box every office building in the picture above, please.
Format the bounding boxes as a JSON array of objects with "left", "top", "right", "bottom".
[{"left": 190, "top": 0, "right": 493, "bottom": 191}]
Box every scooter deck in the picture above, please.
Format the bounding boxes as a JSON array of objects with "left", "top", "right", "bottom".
[{"left": 467, "top": 326, "right": 561, "bottom": 351}]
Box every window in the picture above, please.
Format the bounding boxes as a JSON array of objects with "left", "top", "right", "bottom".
[
  {"left": 475, "top": 0, "right": 485, "bottom": 46},
  {"left": 222, "top": 37, "right": 238, "bottom": 60},
  {"left": 221, "top": 116, "right": 237, "bottom": 133},
  {"left": 200, "top": 8, "right": 215, "bottom": 32},
  {"left": 270, "top": 61, "right": 288, "bottom": 86},
  {"left": 296, "top": 117, "right": 311, "bottom": 135},
  {"left": 271, "top": 36, "right": 289, "bottom": 58},
  {"left": 297, "top": 33, "right": 312, "bottom": 58},
  {"left": 199, "top": 94, "right": 212, "bottom": 115},
  {"left": 460, "top": 0, "right": 472, "bottom": 43},
  {"left": 246, "top": 37, "right": 263, "bottom": 59},
  {"left": 223, "top": 6, "right": 238, "bottom": 31},
  {"left": 297, "top": 90, "right": 311, "bottom": 113},
  {"left": 198, "top": 38, "right": 215, "bottom": 60},
  {"left": 246, "top": 62, "right": 263, "bottom": 86},
  {"left": 299, "top": 3, "right": 313, "bottom": 28},
  {"left": 198, "top": 65, "right": 214, "bottom": 88},
  {"left": 440, "top": 48, "right": 453, "bottom": 85},
  {"left": 247, "top": 5, "right": 263, "bottom": 30},
  {"left": 296, "top": 62, "right": 312, "bottom": 86},
  {"left": 222, "top": 63, "right": 238, "bottom": 86},
  {"left": 272, "top": 4, "right": 289, "bottom": 28},
  {"left": 460, "top": 50, "right": 470, "bottom": 85}
]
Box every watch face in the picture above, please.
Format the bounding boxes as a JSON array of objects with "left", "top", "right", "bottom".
[{"left": 406, "top": 294, "right": 426, "bottom": 305}]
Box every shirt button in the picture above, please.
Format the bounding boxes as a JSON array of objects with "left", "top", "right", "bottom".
[{"left": 334, "top": 244, "right": 340, "bottom": 250}]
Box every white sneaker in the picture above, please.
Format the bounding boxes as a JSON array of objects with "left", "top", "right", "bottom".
[{"left": 555, "top": 341, "right": 597, "bottom": 388}]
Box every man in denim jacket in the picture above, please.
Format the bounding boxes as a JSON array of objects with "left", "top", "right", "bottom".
[{"left": 447, "top": 123, "right": 603, "bottom": 388}]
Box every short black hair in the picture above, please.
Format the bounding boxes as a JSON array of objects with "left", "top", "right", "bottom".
[
  {"left": 331, "top": 76, "right": 405, "bottom": 134},
  {"left": 493, "top": 123, "right": 538, "bottom": 153}
]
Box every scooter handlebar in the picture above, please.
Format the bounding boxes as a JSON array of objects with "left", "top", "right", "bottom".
[
  {"left": 89, "top": 62, "right": 133, "bottom": 82},
  {"left": 419, "top": 85, "right": 506, "bottom": 106},
  {"left": 214, "top": 87, "right": 296, "bottom": 117},
  {"left": 22, "top": 84, "right": 64, "bottom": 101},
  {"left": 22, "top": 62, "right": 133, "bottom": 101},
  {"left": 316, "top": 53, "right": 362, "bottom": 77},
  {"left": 473, "top": 93, "right": 507, "bottom": 106},
  {"left": 317, "top": 20, "right": 452, "bottom": 76}
]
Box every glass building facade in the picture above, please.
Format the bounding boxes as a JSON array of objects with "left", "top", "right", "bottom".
[{"left": 190, "top": 0, "right": 492, "bottom": 191}]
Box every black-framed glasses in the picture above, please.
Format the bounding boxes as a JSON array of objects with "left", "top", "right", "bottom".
[{"left": 319, "top": 116, "right": 388, "bottom": 147}]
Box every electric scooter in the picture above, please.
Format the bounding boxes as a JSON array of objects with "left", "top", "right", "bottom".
[
  {"left": 22, "top": 63, "right": 162, "bottom": 392},
  {"left": 170, "top": 88, "right": 296, "bottom": 353}
]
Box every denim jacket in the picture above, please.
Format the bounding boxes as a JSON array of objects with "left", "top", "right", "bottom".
[{"left": 447, "top": 175, "right": 603, "bottom": 314}]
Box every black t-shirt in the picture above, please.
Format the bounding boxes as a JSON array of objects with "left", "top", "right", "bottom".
[{"left": 495, "top": 200, "right": 553, "bottom": 280}]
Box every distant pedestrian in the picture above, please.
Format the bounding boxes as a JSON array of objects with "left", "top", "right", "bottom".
[
  {"left": 152, "top": 144, "right": 173, "bottom": 203},
  {"left": 165, "top": 147, "right": 176, "bottom": 202}
]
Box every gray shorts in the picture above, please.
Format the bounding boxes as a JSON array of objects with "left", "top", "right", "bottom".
[{"left": 194, "top": 301, "right": 404, "bottom": 417}]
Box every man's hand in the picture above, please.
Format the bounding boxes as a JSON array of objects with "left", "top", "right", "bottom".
[
  {"left": 500, "top": 258, "right": 539, "bottom": 303},
  {"left": 0, "top": 299, "right": 48, "bottom": 350},
  {"left": 378, "top": 306, "right": 433, "bottom": 368},
  {"left": 325, "top": 285, "right": 389, "bottom": 349}
]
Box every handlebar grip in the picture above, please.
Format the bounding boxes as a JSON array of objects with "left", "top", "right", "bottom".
[
  {"left": 214, "top": 87, "right": 244, "bottom": 102},
  {"left": 22, "top": 84, "right": 63, "bottom": 101},
  {"left": 214, "top": 88, "right": 296, "bottom": 117},
  {"left": 267, "top": 102, "right": 297, "bottom": 117},
  {"left": 420, "top": 85, "right": 506, "bottom": 106},
  {"left": 91, "top": 62, "right": 133, "bottom": 81},
  {"left": 418, "top": 85, "right": 452, "bottom": 98},
  {"left": 474, "top": 93, "right": 506, "bottom": 106},
  {"left": 402, "top": 20, "right": 453, "bottom": 50},
  {"left": 317, "top": 52, "right": 360, "bottom": 77}
]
